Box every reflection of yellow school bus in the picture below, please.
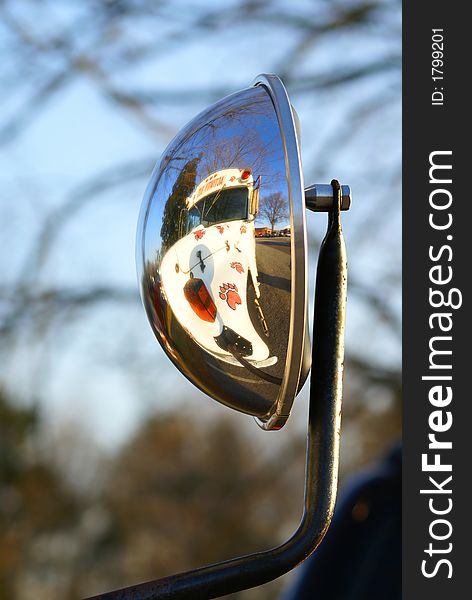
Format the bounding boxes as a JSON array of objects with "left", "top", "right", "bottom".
[
  {"left": 177, "top": 168, "right": 259, "bottom": 237},
  {"left": 160, "top": 168, "right": 276, "bottom": 368}
]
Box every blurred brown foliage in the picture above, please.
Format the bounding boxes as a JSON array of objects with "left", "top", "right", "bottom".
[
  {"left": 0, "top": 388, "right": 79, "bottom": 599},
  {"left": 0, "top": 388, "right": 306, "bottom": 599}
]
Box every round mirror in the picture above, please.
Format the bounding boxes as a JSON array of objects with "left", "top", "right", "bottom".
[{"left": 136, "top": 74, "right": 309, "bottom": 429}]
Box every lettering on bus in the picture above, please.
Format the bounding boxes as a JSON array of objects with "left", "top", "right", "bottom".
[{"left": 196, "top": 176, "right": 225, "bottom": 199}]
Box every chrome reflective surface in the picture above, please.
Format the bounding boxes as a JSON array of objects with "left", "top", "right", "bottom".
[{"left": 137, "top": 75, "right": 309, "bottom": 428}]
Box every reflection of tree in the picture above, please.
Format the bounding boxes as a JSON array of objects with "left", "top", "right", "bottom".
[
  {"left": 201, "top": 129, "right": 274, "bottom": 179},
  {"left": 159, "top": 86, "right": 286, "bottom": 191},
  {"left": 160, "top": 155, "right": 201, "bottom": 252},
  {"left": 259, "top": 192, "right": 289, "bottom": 233},
  {"left": 173, "top": 89, "right": 283, "bottom": 186}
]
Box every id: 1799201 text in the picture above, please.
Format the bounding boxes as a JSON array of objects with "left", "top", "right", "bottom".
[{"left": 432, "top": 28, "right": 444, "bottom": 106}]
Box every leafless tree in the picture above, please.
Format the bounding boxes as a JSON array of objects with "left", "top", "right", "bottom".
[
  {"left": 0, "top": 1, "right": 401, "bottom": 597},
  {"left": 259, "top": 192, "right": 289, "bottom": 234},
  {"left": 0, "top": 0, "right": 401, "bottom": 380}
]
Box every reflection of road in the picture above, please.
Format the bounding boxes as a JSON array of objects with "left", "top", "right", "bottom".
[
  {"left": 203, "top": 236, "right": 291, "bottom": 411},
  {"left": 205, "top": 237, "right": 291, "bottom": 383},
  {"left": 254, "top": 238, "right": 291, "bottom": 377}
]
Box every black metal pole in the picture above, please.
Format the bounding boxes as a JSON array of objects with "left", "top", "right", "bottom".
[{"left": 86, "top": 182, "right": 347, "bottom": 600}]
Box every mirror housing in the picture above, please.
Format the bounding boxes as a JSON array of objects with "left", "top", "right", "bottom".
[{"left": 136, "top": 74, "right": 310, "bottom": 429}]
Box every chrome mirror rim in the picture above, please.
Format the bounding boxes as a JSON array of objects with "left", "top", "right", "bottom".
[{"left": 253, "top": 74, "right": 308, "bottom": 430}]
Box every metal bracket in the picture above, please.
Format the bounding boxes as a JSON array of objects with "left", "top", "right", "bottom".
[{"left": 86, "top": 181, "right": 348, "bottom": 600}]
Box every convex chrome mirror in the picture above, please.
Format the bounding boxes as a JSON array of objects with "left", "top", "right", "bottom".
[{"left": 136, "top": 74, "right": 350, "bottom": 429}]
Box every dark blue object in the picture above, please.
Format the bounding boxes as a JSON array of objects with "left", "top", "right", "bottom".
[{"left": 283, "top": 445, "right": 401, "bottom": 600}]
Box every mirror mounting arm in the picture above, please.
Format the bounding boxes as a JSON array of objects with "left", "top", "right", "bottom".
[{"left": 86, "top": 182, "right": 348, "bottom": 600}]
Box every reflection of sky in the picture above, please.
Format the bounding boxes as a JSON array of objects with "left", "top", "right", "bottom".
[{"left": 0, "top": 3, "right": 401, "bottom": 448}]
